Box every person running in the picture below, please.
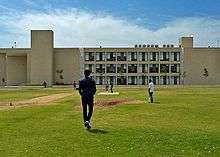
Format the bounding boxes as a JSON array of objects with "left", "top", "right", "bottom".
[
  {"left": 78, "top": 70, "right": 96, "bottom": 129},
  {"left": 148, "top": 79, "right": 154, "bottom": 103}
]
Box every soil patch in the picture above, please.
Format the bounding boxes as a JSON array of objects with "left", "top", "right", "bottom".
[
  {"left": 0, "top": 93, "right": 72, "bottom": 110},
  {"left": 95, "top": 99, "right": 144, "bottom": 107}
]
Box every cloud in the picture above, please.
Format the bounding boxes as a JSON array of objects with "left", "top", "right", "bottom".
[
  {"left": 0, "top": 9, "right": 220, "bottom": 48},
  {"left": 23, "top": 0, "right": 35, "bottom": 5}
]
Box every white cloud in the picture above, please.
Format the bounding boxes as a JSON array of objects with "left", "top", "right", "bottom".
[{"left": 0, "top": 9, "right": 220, "bottom": 48}]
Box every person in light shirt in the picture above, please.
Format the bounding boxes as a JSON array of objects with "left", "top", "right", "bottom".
[{"left": 148, "top": 79, "right": 154, "bottom": 103}]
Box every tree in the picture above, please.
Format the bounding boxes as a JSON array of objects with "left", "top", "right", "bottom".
[
  {"left": 56, "top": 69, "right": 64, "bottom": 85},
  {"left": 203, "top": 68, "right": 209, "bottom": 78}
]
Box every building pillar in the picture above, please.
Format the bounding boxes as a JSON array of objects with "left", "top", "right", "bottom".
[{"left": 30, "top": 30, "right": 54, "bottom": 86}]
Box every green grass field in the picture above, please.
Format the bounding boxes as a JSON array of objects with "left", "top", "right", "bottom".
[{"left": 0, "top": 86, "right": 219, "bottom": 157}]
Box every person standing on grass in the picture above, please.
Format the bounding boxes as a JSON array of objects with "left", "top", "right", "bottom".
[
  {"left": 148, "top": 79, "right": 154, "bottom": 103},
  {"left": 73, "top": 81, "right": 77, "bottom": 90},
  {"left": 110, "top": 81, "right": 113, "bottom": 93},
  {"left": 79, "top": 69, "right": 96, "bottom": 129}
]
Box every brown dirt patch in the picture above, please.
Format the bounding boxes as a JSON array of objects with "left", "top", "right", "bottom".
[
  {"left": 0, "top": 93, "right": 72, "bottom": 110},
  {"left": 95, "top": 99, "right": 144, "bottom": 107}
]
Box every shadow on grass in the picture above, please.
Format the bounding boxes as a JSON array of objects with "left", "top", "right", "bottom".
[
  {"left": 153, "top": 101, "right": 160, "bottom": 104},
  {"left": 87, "top": 129, "right": 109, "bottom": 134}
]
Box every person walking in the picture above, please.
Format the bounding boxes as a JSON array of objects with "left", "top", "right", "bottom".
[
  {"left": 78, "top": 70, "right": 96, "bottom": 129},
  {"left": 148, "top": 79, "right": 154, "bottom": 103},
  {"left": 73, "top": 81, "right": 77, "bottom": 90},
  {"left": 110, "top": 81, "right": 113, "bottom": 93}
]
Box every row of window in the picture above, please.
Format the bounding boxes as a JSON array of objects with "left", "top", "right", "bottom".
[
  {"left": 94, "top": 76, "right": 180, "bottom": 85},
  {"left": 85, "top": 64, "right": 180, "bottom": 74},
  {"left": 84, "top": 52, "right": 181, "bottom": 62}
]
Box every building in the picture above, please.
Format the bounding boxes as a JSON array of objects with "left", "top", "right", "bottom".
[{"left": 0, "top": 30, "right": 220, "bottom": 86}]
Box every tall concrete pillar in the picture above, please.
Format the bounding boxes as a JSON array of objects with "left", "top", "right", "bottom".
[
  {"left": 30, "top": 30, "right": 54, "bottom": 86},
  {"left": 0, "top": 53, "right": 6, "bottom": 86}
]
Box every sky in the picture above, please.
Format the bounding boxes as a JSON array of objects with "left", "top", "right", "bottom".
[{"left": 0, "top": 0, "right": 219, "bottom": 48}]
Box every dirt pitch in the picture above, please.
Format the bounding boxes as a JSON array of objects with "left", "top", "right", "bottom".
[{"left": 0, "top": 93, "right": 72, "bottom": 110}]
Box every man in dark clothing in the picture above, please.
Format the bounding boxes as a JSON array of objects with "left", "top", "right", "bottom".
[
  {"left": 110, "top": 81, "right": 113, "bottom": 93},
  {"left": 79, "top": 70, "right": 96, "bottom": 129},
  {"left": 42, "top": 81, "right": 47, "bottom": 88},
  {"left": 73, "top": 81, "right": 77, "bottom": 90}
]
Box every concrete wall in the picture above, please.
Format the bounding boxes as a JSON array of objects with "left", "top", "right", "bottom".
[
  {"left": 6, "top": 56, "right": 27, "bottom": 85},
  {"left": 183, "top": 48, "right": 220, "bottom": 85},
  {"left": 54, "top": 48, "right": 81, "bottom": 84},
  {"left": 0, "top": 53, "right": 6, "bottom": 86},
  {"left": 179, "top": 37, "right": 193, "bottom": 48},
  {"left": 30, "top": 30, "right": 54, "bottom": 86}
]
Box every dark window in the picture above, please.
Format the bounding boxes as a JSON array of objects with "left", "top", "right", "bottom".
[
  {"left": 160, "top": 64, "right": 169, "bottom": 73},
  {"left": 128, "top": 64, "right": 137, "bottom": 73}
]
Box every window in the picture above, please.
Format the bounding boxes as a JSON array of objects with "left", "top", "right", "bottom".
[
  {"left": 106, "top": 64, "right": 116, "bottom": 73},
  {"left": 128, "top": 76, "right": 137, "bottom": 85},
  {"left": 96, "top": 52, "right": 105, "bottom": 61},
  {"left": 160, "top": 52, "right": 169, "bottom": 61},
  {"left": 117, "top": 64, "right": 127, "bottom": 73},
  {"left": 84, "top": 64, "right": 94, "bottom": 73},
  {"left": 85, "top": 52, "right": 94, "bottom": 61},
  {"left": 139, "top": 64, "right": 148, "bottom": 73},
  {"left": 139, "top": 76, "right": 148, "bottom": 85},
  {"left": 171, "top": 52, "right": 180, "bottom": 61},
  {"left": 171, "top": 64, "right": 180, "bottom": 73},
  {"left": 171, "top": 76, "right": 180, "bottom": 85},
  {"left": 96, "top": 64, "right": 105, "bottom": 74},
  {"left": 149, "top": 64, "right": 159, "bottom": 73},
  {"left": 117, "top": 52, "right": 127, "bottom": 61},
  {"left": 160, "top": 76, "right": 170, "bottom": 85},
  {"left": 128, "top": 52, "right": 137, "bottom": 61},
  {"left": 117, "top": 76, "right": 127, "bottom": 85},
  {"left": 149, "top": 52, "right": 158, "bottom": 61},
  {"left": 139, "top": 52, "right": 147, "bottom": 61},
  {"left": 96, "top": 76, "right": 105, "bottom": 85},
  {"left": 160, "top": 64, "right": 169, "bottom": 73},
  {"left": 106, "top": 52, "right": 116, "bottom": 61},
  {"left": 128, "top": 64, "right": 137, "bottom": 73}
]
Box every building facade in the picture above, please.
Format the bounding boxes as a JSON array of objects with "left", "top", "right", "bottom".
[{"left": 0, "top": 30, "right": 220, "bottom": 86}]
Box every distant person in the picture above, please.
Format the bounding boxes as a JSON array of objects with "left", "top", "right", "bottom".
[
  {"left": 73, "top": 81, "right": 77, "bottom": 90},
  {"left": 79, "top": 70, "right": 96, "bottom": 129},
  {"left": 105, "top": 81, "right": 109, "bottom": 92},
  {"left": 42, "top": 81, "right": 47, "bottom": 88},
  {"left": 2, "top": 78, "right": 5, "bottom": 86},
  {"left": 110, "top": 81, "right": 114, "bottom": 93},
  {"left": 148, "top": 79, "right": 154, "bottom": 103}
]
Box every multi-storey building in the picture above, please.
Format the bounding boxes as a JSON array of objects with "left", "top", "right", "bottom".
[
  {"left": 83, "top": 48, "right": 181, "bottom": 85},
  {"left": 0, "top": 30, "right": 220, "bottom": 86}
]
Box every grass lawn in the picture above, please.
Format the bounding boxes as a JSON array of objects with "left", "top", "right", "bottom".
[{"left": 0, "top": 86, "right": 219, "bottom": 156}]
